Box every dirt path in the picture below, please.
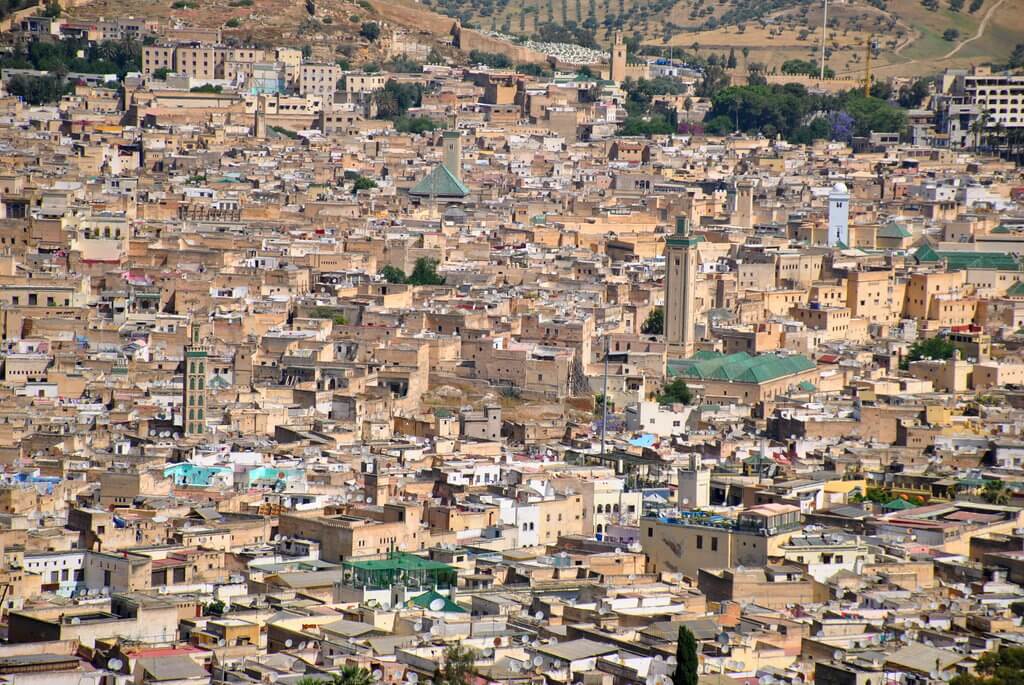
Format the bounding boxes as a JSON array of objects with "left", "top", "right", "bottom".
[{"left": 940, "top": 0, "right": 1008, "bottom": 59}]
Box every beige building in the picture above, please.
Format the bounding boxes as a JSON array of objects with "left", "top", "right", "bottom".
[{"left": 642, "top": 504, "right": 801, "bottom": 577}]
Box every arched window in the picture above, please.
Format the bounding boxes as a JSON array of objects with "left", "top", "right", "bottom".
[{"left": 188, "top": 409, "right": 194, "bottom": 420}]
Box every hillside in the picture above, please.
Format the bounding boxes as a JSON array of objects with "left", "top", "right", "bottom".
[
  {"left": 53, "top": 0, "right": 1022, "bottom": 78},
  {"left": 417, "top": 0, "right": 1021, "bottom": 77}
]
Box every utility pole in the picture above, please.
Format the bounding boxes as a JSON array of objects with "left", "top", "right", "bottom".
[
  {"left": 600, "top": 334, "right": 609, "bottom": 458},
  {"left": 819, "top": 0, "right": 829, "bottom": 81}
]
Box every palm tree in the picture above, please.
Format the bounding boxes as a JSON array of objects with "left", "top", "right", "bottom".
[
  {"left": 982, "top": 480, "right": 1011, "bottom": 506},
  {"left": 332, "top": 666, "right": 374, "bottom": 685}
]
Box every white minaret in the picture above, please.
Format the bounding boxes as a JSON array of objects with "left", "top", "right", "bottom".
[{"left": 828, "top": 181, "right": 850, "bottom": 248}]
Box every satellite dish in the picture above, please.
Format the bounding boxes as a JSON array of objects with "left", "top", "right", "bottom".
[
  {"left": 107, "top": 658, "right": 124, "bottom": 671},
  {"left": 373, "top": 670, "right": 383, "bottom": 681},
  {"left": 833, "top": 650, "right": 843, "bottom": 662},
  {"left": 534, "top": 611, "right": 544, "bottom": 620},
  {"left": 408, "top": 673, "right": 418, "bottom": 683},
  {"left": 509, "top": 663, "right": 521, "bottom": 674},
  {"left": 413, "top": 620, "right": 423, "bottom": 631},
  {"left": 285, "top": 639, "right": 294, "bottom": 648},
  {"left": 532, "top": 657, "right": 544, "bottom": 668},
  {"left": 483, "top": 647, "right": 494, "bottom": 658},
  {"left": 717, "top": 632, "right": 730, "bottom": 646},
  {"left": 429, "top": 598, "right": 446, "bottom": 612},
  {"left": 70, "top": 617, "right": 81, "bottom": 625},
  {"left": 218, "top": 638, "right": 227, "bottom": 647}
]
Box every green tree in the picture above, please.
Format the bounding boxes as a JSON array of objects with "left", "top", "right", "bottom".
[
  {"left": 436, "top": 645, "right": 477, "bottom": 685},
  {"left": 394, "top": 116, "right": 439, "bottom": 134},
  {"left": 352, "top": 175, "right": 377, "bottom": 192},
  {"left": 982, "top": 480, "right": 1011, "bottom": 506},
  {"left": 204, "top": 600, "right": 226, "bottom": 615},
  {"left": 6, "top": 74, "right": 67, "bottom": 104},
  {"left": 373, "top": 80, "right": 424, "bottom": 119},
  {"left": 943, "top": 28, "right": 960, "bottom": 41},
  {"left": 407, "top": 257, "right": 445, "bottom": 286},
  {"left": 360, "top": 21, "right": 381, "bottom": 40},
  {"left": 379, "top": 265, "right": 407, "bottom": 283},
  {"left": 901, "top": 336, "right": 955, "bottom": 369},
  {"left": 672, "top": 626, "right": 699, "bottom": 685},
  {"left": 331, "top": 666, "right": 374, "bottom": 685},
  {"left": 42, "top": 0, "right": 60, "bottom": 17},
  {"left": 153, "top": 67, "right": 170, "bottom": 80},
  {"left": 641, "top": 307, "right": 663, "bottom": 335},
  {"left": 952, "top": 647, "right": 1024, "bottom": 685},
  {"left": 657, "top": 378, "right": 693, "bottom": 406}
]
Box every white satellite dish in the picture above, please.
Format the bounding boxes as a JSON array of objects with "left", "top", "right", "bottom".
[
  {"left": 107, "top": 658, "right": 124, "bottom": 671},
  {"left": 218, "top": 638, "right": 227, "bottom": 647},
  {"left": 408, "top": 673, "right": 418, "bottom": 682},
  {"left": 534, "top": 611, "right": 543, "bottom": 620},
  {"left": 285, "top": 639, "right": 294, "bottom": 648},
  {"left": 532, "top": 657, "right": 544, "bottom": 668},
  {"left": 413, "top": 620, "right": 423, "bottom": 631},
  {"left": 373, "top": 670, "right": 383, "bottom": 681},
  {"left": 429, "top": 598, "right": 446, "bottom": 612}
]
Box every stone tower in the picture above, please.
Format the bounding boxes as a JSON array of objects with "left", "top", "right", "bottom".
[
  {"left": 442, "top": 130, "right": 462, "bottom": 181},
  {"left": 183, "top": 321, "right": 208, "bottom": 437},
  {"left": 664, "top": 217, "right": 703, "bottom": 359},
  {"left": 610, "top": 31, "right": 627, "bottom": 84},
  {"left": 734, "top": 179, "right": 754, "bottom": 228},
  {"left": 254, "top": 95, "right": 267, "bottom": 139}
]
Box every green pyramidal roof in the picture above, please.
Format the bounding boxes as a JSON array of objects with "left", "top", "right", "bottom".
[
  {"left": 1008, "top": 281, "right": 1024, "bottom": 297},
  {"left": 410, "top": 163, "right": 469, "bottom": 198},
  {"left": 667, "top": 351, "right": 816, "bottom": 384},
  {"left": 878, "top": 221, "right": 911, "bottom": 239}
]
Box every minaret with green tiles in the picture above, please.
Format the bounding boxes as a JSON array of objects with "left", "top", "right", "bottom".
[{"left": 183, "top": 320, "right": 209, "bottom": 437}]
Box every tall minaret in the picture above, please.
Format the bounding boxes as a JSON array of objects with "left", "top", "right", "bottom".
[
  {"left": 827, "top": 182, "right": 850, "bottom": 248},
  {"left": 442, "top": 130, "right": 462, "bottom": 181},
  {"left": 183, "top": 320, "right": 209, "bottom": 437},
  {"left": 734, "top": 179, "right": 754, "bottom": 228},
  {"left": 610, "top": 31, "right": 627, "bottom": 84},
  {"left": 664, "top": 217, "right": 703, "bottom": 359}
]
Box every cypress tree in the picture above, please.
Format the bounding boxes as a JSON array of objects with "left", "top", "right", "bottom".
[{"left": 673, "top": 626, "right": 699, "bottom": 685}]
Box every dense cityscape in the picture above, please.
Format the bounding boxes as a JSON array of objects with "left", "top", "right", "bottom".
[{"left": 0, "top": 1, "right": 1022, "bottom": 685}]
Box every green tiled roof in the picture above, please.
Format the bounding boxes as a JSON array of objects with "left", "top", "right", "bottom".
[
  {"left": 914, "top": 244, "right": 1021, "bottom": 271},
  {"left": 667, "top": 351, "right": 816, "bottom": 385},
  {"left": 992, "top": 224, "right": 1013, "bottom": 234},
  {"left": 878, "top": 221, "right": 911, "bottom": 239},
  {"left": 408, "top": 589, "right": 465, "bottom": 613},
  {"left": 410, "top": 163, "right": 469, "bottom": 198},
  {"left": 1007, "top": 282, "right": 1024, "bottom": 297}
]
